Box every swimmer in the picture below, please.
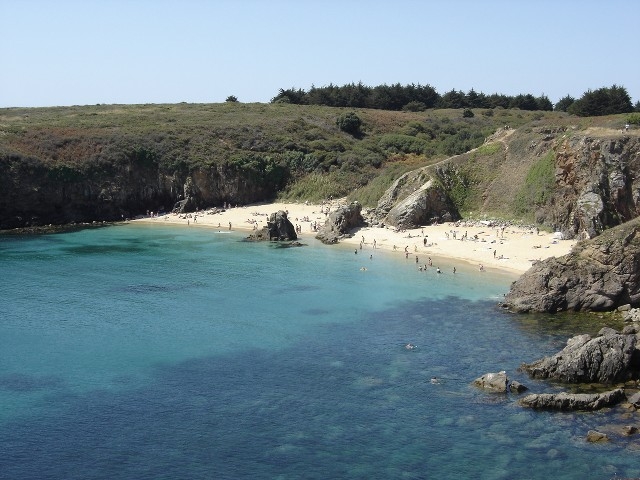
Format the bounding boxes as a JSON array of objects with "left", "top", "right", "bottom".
[
  {"left": 405, "top": 343, "right": 416, "bottom": 350},
  {"left": 430, "top": 376, "right": 440, "bottom": 384},
  {"left": 360, "top": 267, "right": 367, "bottom": 271},
  {"left": 436, "top": 267, "right": 441, "bottom": 274}
]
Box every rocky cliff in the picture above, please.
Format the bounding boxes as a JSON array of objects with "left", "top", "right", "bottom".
[
  {"left": 502, "top": 216, "right": 640, "bottom": 313},
  {"left": 371, "top": 128, "right": 640, "bottom": 238},
  {"left": 0, "top": 158, "right": 282, "bottom": 229}
]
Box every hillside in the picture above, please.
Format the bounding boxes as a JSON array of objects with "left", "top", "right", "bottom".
[{"left": 0, "top": 102, "right": 636, "bottom": 230}]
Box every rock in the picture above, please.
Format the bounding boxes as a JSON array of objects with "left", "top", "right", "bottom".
[
  {"left": 267, "top": 210, "right": 297, "bottom": 241},
  {"left": 473, "top": 371, "right": 508, "bottom": 393},
  {"left": 623, "top": 308, "right": 640, "bottom": 323},
  {"left": 509, "top": 380, "right": 528, "bottom": 393},
  {"left": 586, "top": 430, "right": 610, "bottom": 442},
  {"left": 502, "top": 217, "right": 640, "bottom": 313},
  {"left": 520, "top": 331, "right": 639, "bottom": 384},
  {"left": 627, "top": 391, "right": 640, "bottom": 407},
  {"left": 245, "top": 210, "right": 297, "bottom": 242},
  {"left": 315, "top": 202, "right": 364, "bottom": 244},
  {"left": 519, "top": 389, "right": 625, "bottom": 411},
  {"left": 383, "top": 179, "right": 460, "bottom": 229},
  {"left": 621, "top": 425, "right": 638, "bottom": 436}
]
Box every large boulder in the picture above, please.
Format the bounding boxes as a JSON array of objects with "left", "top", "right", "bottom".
[
  {"left": 245, "top": 210, "right": 297, "bottom": 242},
  {"left": 267, "top": 210, "right": 297, "bottom": 241},
  {"left": 315, "top": 202, "right": 364, "bottom": 244},
  {"left": 520, "top": 330, "right": 640, "bottom": 384},
  {"left": 383, "top": 179, "right": 460, "bottom": 229},
  {"left": 502, "top": 217, "right": 640, "bottom": 313},
  {"left": 519, "top": 389, "right": 625, "bottom": 411}
]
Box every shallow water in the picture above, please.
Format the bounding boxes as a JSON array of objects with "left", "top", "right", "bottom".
[{"left": 0, "top": 224, "right": 637, "bottom": 479}]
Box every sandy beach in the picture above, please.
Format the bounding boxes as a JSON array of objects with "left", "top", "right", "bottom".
[{"left": 133, "top": 200, "right": 577, "bottom": 275}]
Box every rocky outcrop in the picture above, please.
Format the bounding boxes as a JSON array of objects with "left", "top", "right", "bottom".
[
  {"left": 520, "top": 329, "right": 640, "bottom": 384},
  {"left": 519, "top": 389, "right": 625, "bottom": 411},
  {"left": 315, "top": 202, "right": 364, "bottom": 244},
  {"left": 172, "top": 177, "right": 199, "bottom": 214},
  {"left": 266, "top": 210, "right": 297, "bottom": 241},
  {"left": 373, "top": 167, "right": 459, "bottom": 229},
  {"left": 472, "top": 371, "right": 528, "bottom": 393},
  {"left": 247, "top": 210, "right": 297, "bottom": 241},
  {"left": 384, "top": 179, "right": 460, "bottom": 229},
  {"left": 502, "top": 217, "right": 640, "bottom": 313},
  {"left": 548, "top": 134, "right": 640, "bottom": 239}
]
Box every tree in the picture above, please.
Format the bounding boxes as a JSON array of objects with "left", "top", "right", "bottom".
[
  {"left": 568, "top": 85, "right": 633, "bottom": 116},
  {"left": 336, "top": 112, "right": 362, "bottom": 135},
  {"left": 554, "top": 94, "right": 575, "bottom": 112},
  {"left": 225, "top": 95, "right": 238, "bottom": 102}
]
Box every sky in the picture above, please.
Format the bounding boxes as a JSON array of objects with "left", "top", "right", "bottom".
[{"left": 1, "top": 0, "right": 639, "bottom": 108}]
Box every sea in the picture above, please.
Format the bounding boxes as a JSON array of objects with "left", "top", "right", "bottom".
[{"left": 0, "top": 223, "right": 638, "bottom": 480}]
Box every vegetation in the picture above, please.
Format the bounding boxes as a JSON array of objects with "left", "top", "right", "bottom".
[
  {"left": 271, "top": 83, "right": 556, "bottom": 112},
  {"left": 514, "top": 151, "right": 557, "bottom": 219},
  {"left": 557, "top": 85, "right": 634, "bottom": 116},
  {"left": 0, "top": 100, "right": 635, "bottom": 219}
]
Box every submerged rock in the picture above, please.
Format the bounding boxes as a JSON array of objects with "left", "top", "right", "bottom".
[{"left": 586, "top": 430, "right": 610, "bottom": 442}]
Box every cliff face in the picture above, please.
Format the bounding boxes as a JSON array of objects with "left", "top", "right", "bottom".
[
  {"left": 548, "top": 133, "right": 640, "bottom": 238},
  {"left": 0, "top": 157, "right": 280, "bottom": 229}
]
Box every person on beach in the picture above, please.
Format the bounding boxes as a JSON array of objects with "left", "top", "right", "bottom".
[{"left": 229, "top": 222, "right": 232, "bottom": 230}]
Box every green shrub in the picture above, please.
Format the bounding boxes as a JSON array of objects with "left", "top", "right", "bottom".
[
  {"left": 627, "top": 113, "right": 640, "bottom": 125},
  {"left": 336, "top": 112, "right": 362, "bottom": 135},
  {"left": 379, "top": 134, "right": 430, "bottom": 155}
]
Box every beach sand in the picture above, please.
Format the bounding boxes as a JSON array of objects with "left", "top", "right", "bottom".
[{"left": 133, "top": 200, "right": 577, "bottom": 275}]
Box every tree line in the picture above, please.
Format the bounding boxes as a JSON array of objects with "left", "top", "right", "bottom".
[{"left": 269, "top": 83, "right": 638, "bottom": 116}]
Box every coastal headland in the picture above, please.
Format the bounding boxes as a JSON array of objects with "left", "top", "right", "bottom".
[{"left": 133, "top": 200, "right": 576, "bottom": 276}]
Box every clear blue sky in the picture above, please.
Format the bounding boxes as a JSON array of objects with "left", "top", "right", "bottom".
[{"left": 2, "top": 0, "right": 638, "bottom": 108}]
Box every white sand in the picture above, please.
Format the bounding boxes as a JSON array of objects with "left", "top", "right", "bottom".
[{"left": 133, "top": 200, "right": 577, "bottom": 275}]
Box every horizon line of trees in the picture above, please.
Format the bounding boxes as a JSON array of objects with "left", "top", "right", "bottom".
[{"left": 270, "top": 83, "right": 638, "bottom": 116}]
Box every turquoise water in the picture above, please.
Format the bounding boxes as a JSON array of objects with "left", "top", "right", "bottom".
[{"left": 0, "top": 224, "right": 638, "bottom": 480}]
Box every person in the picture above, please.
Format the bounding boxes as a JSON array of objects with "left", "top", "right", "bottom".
[
  {"left": 436, "top": 267, "right": 441, "bottom": 274},
  {"left": 228, "top": 222, "right": 232, "bottom": 230},
  {"left": 453, "top": 266, "right": 456, "bottom": 274},
  {"left": 479, "top": 264, "right": 484, "bottom": 271},
  {"left": 431, "top": 377, "right": 440, "bottom": 384},
  {"left": 405, "top": 343, "right": 416, "bottom": 350}
]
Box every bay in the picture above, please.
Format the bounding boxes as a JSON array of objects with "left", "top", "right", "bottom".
[{"left": 0, "top": 224, "right": 637, "bottom": 479}]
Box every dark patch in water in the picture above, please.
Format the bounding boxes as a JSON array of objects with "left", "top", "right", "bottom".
[
  {"left": 273, "top": 284, "right": 319, "bottom": 294},
  {"left": 63, "top": 244, "right": 146, "bottom": 255},
  {"left": 0, "top": 373, "right": 65, "bottom": 392},
  {"left": 301, "top": 308, "right": 330, "bottom": 316},
  {"left": 116, "top": 284, "right": 184, "bottom": 294}
]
